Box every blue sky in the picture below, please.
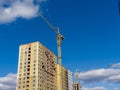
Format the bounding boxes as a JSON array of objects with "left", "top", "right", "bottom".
[{"left": 0, "top": 0, "right": 120, "bottom": 90}]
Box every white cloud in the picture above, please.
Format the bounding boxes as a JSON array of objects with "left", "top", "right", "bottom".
[
  {"left": 0, "top": 0, "right": 46, "bottom": 23},
  {"left": 107, "top": 74, "right": 120, "bottom": 83},
  {"left": 78, "top": 68, "right": 120, "bottom": 83},
  {"left": 82, "top": 87, "right": 106, "bottom": 90},
  {"left": 0, "top": 73, "right": 16, "bottom": 90},
  {"left": 110, "top": 63, "right": 120, "bottom": 68}
]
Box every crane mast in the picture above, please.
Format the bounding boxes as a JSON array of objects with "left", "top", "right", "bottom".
[{"left": 39, "top": 13, "right": 64, "bottom": 65}]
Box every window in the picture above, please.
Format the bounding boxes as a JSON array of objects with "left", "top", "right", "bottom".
[
  {"left": 33, "top": 84, "right": 35, "bottom": 87},
  {"left": 28, "top": 47, "right": 31, "bottom": 50},
  {"left": 33, "top": 72, "right": 35, "bottom": 74},
  {"left": 19, "top": 74, "right": 21, "bottom": 76},
  {"left": 25, "top": 51, "right": 27, "bottom": 54},
  {"left": 26, "top": 85, "right": 29, "bottom": 87},
  {"left": 23, "top": 77, "right": 25, "bottom": 80},
  {"left": 27, "top": 69, "right": 30, "bottom": 71},
  {"left": 33, "top": 80, "right": 35, "bottom": 82},
  {"left": 27, "top": 77, "right": 29, "bottom": 79},
  {"left": 34, "top": 64, "right": 36, "bottom": 66},
  {"left": 18, "top": 86, "right": 21, "bottom": 88}
]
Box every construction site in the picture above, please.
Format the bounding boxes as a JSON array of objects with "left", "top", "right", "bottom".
[
  {"left": 16, "top": 13, "right": 82, "bottom": 90},
  {"left": 0, "top": 0, "right": 120, "bottom": 90}
]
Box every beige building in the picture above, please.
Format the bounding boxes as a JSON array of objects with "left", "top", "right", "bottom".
[
  {"left": 57, "top": 64, "right": 68, "bottom": 90},
  {"left": 67, "top": 70, "right": 73, "bottom": 90},
  {"left": 16, "top": 41, "right": 73, "bottom": 90},
  {"left": 16, "top": 42, "right": 57, "bottom": 90}
]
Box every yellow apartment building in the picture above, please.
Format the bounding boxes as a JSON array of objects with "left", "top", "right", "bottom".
[
  {"left": 16, "top": 41, "right": 73, "bottom": 90},
  {"left": 57, "top": 64, "right": 68, "bottom": 90},
  {"left": 16, "top": 42, "right": 57, "bottom": 90}
]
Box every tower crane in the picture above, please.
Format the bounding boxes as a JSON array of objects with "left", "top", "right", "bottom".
[
  {"left": 39, "top": 13, "right": 64, "bottom": 65},
  {"left": 75, "top": 70, "right": 79, "bottom": 83}
]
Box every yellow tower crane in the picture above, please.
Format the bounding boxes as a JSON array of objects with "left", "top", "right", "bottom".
[{"left": 39, "top": 13, "right": 64, "bottom": 65}]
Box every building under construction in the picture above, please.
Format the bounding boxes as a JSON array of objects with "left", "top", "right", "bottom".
[
  {"left": 73, "top": 71, "right": 82, "bottom": 90},
  {"left": 16, "top": 41, "right": 73, "bottom": 90}
]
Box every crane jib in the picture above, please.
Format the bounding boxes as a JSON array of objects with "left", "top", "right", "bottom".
[{"left": 39, "top": 13, "right": 64, "bottom": 65}]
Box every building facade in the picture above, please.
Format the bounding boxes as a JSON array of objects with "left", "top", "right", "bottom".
[
  {"left": 57, "top": 64, "right": 69, "bottom": 90},
  {"left": 67, "top": 70, "right": 73, "bottom": 90},
  {"left": 16, "top": 41, "right": 73, "bottom": 90},
  {"left": 16, "top": 42, "right": 57, "bottom": 90},
  {"left": 73, "top": 83, "right": 82, "bottom": 90}
]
